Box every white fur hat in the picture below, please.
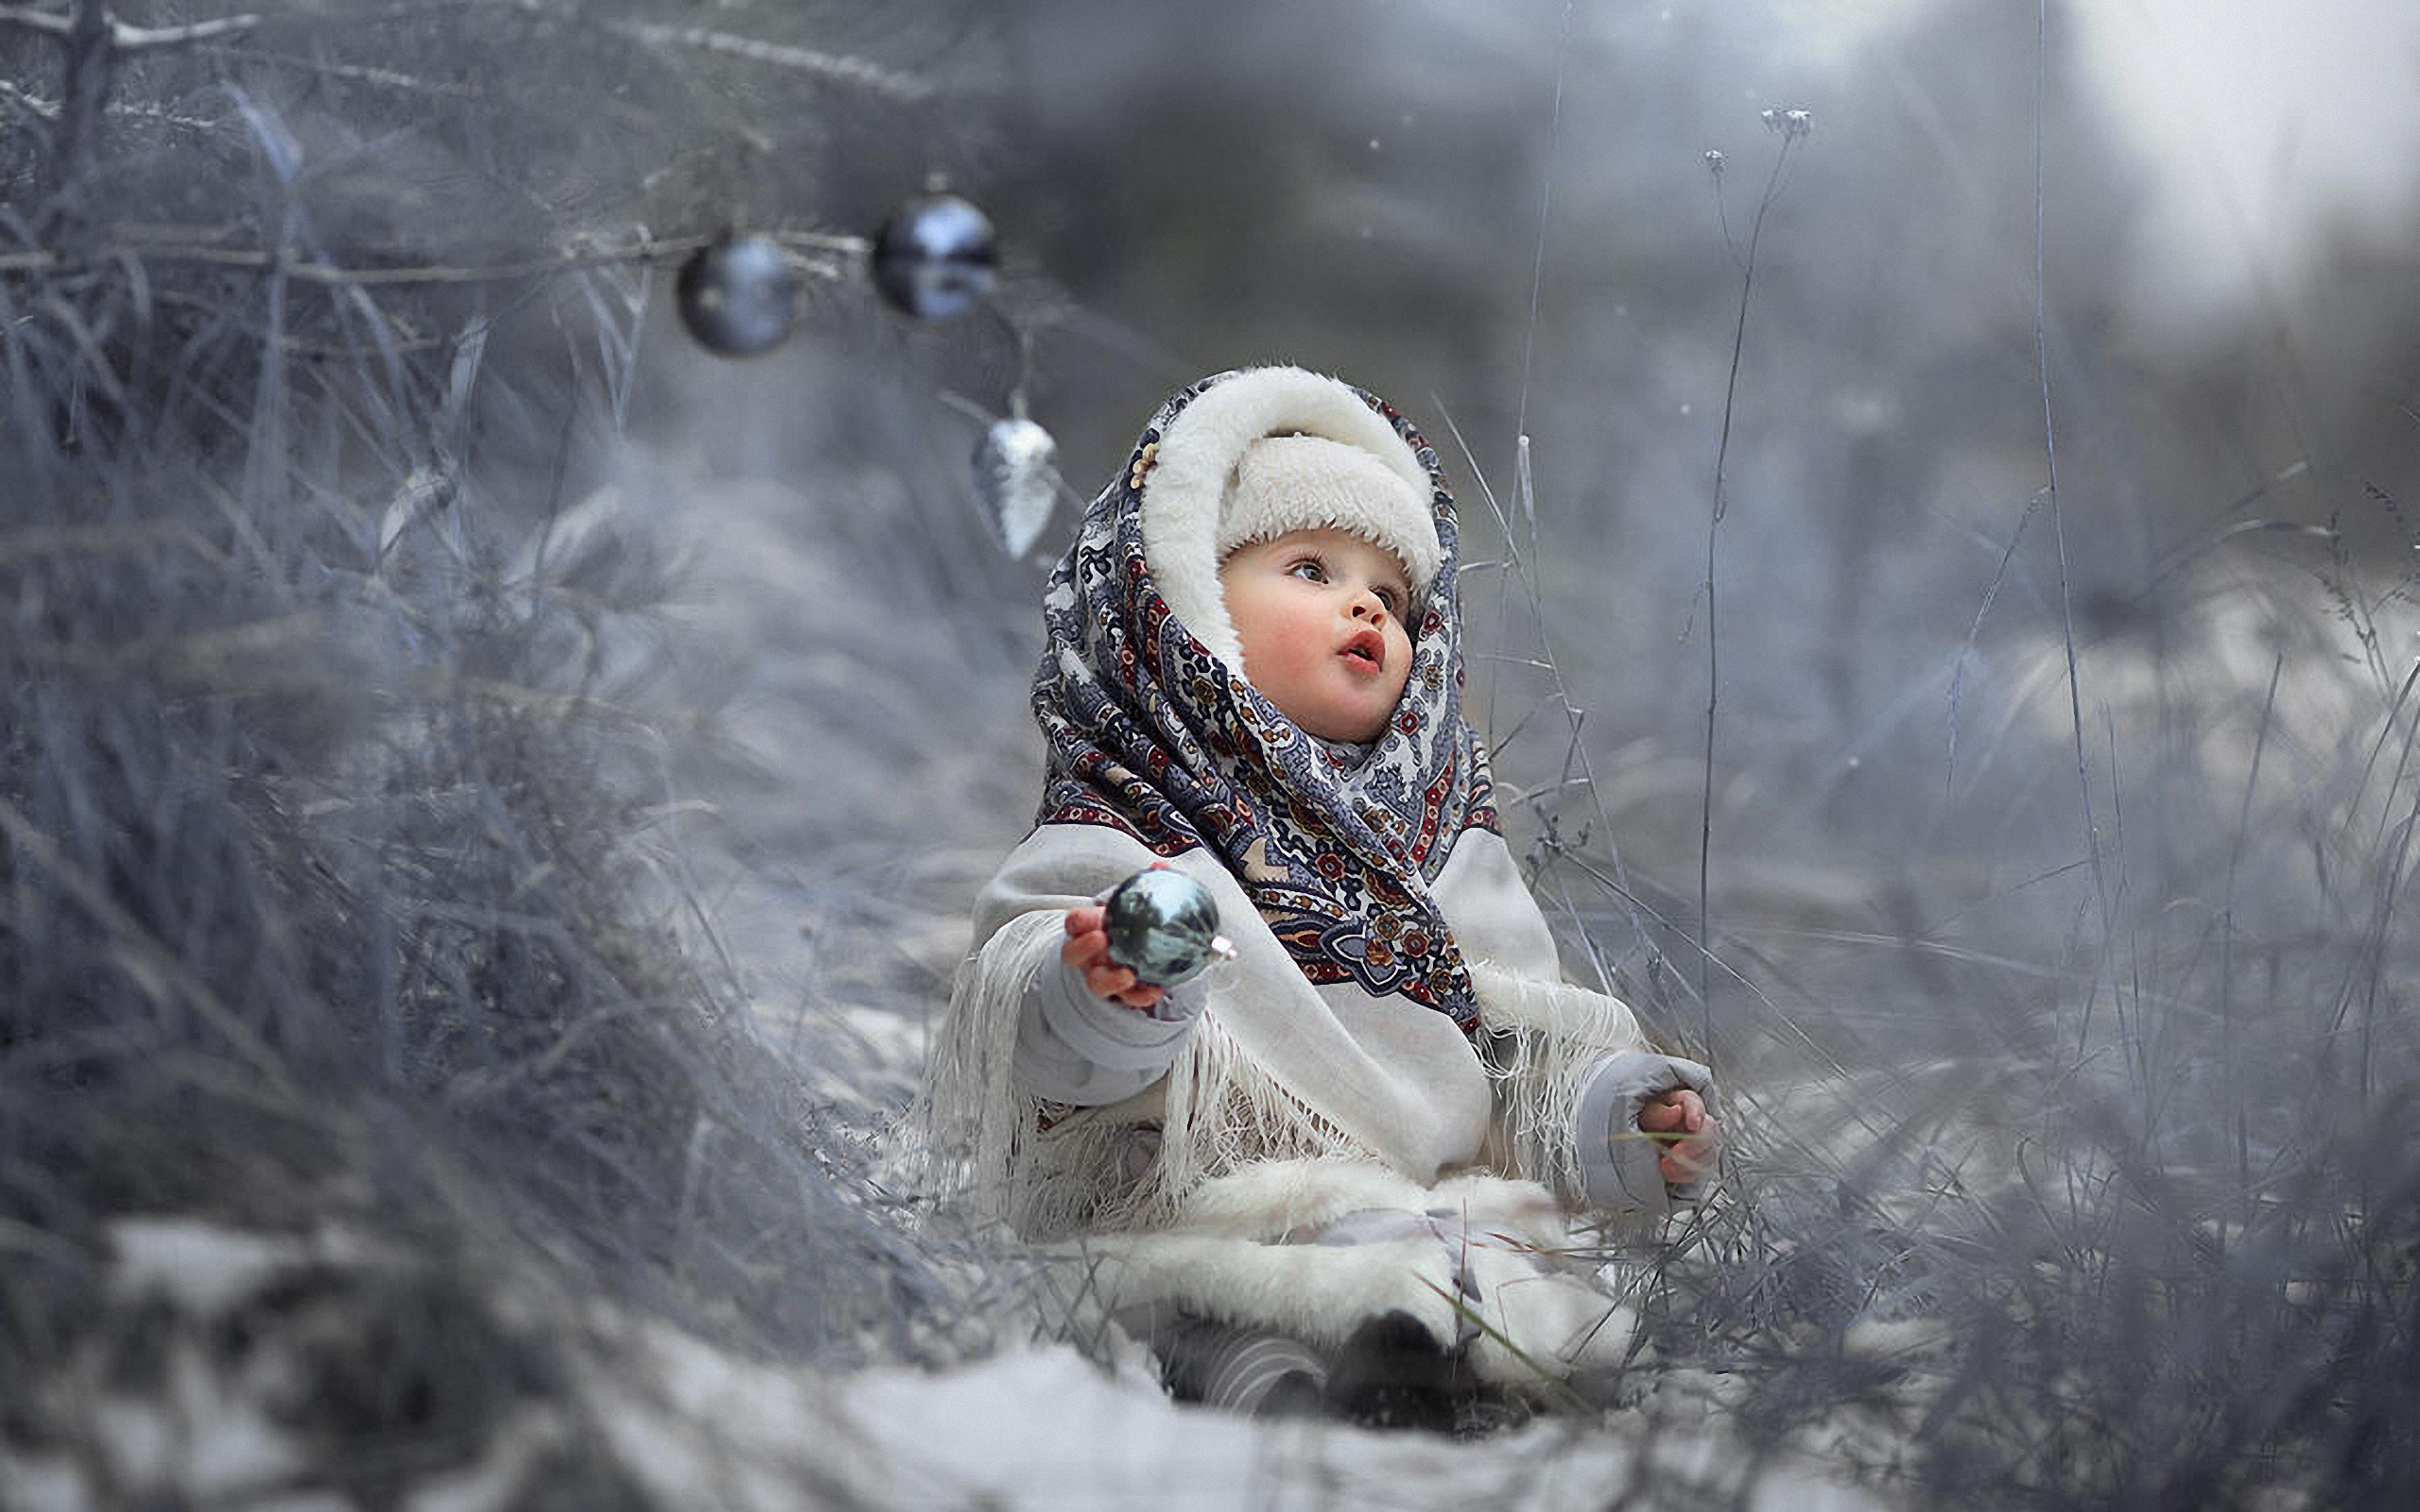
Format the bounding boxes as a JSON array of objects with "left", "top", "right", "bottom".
[
  {"left": 1139, "top": 367, "right": 1442, "bottom": 672},
  {"left": 1219, "top": 433, "right": 1436, "bottom": 579}
]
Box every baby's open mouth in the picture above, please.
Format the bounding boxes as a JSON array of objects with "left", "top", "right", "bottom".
[{"left": 1340, "top": 631, "right": 1384, "bottom": 669}]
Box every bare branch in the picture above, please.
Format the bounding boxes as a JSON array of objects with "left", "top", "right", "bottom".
[
  {"left": 2, "top": 1, "right": 256, "bottom": 46},
  {"left": 0, "top": 3, "right": 258, "bottom": 48},
  {"left": 602, "top": 19, "right": 932, "bottom": 101},
  {"left": 0, "top": 76, "right": 60, "bottom": 116},
  {"left": 200, "top": 46, "right": 478, "bottom": 98},
  {"left": 0, "top": 76, "right": 222, "bottom": 129},
  {"left": 48, "top": 0, "right": 113, "bottom": 199},
  {"left": 0, "top": 3, "right": 72, "bottom": 39},
  {"left": 0, "top": 228, "right": 866, "bottom": 287},
  {"left": 110, "top": 10, "right": 257, "bottom": 48},
  {"left": 487, "top": 1, "right": 934, "bottom": 102}
]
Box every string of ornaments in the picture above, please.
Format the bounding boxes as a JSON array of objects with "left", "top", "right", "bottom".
[
  {"left": 677, "top": 190, "right": 1063, "bottom": 560},
  {"left": 677, "top": 188, "right": 1205, "bottom": 986}
]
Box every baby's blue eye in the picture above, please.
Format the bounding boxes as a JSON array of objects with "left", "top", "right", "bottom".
[{"left": 1288, "top": 558, "right": 1327, "bottom": 583}]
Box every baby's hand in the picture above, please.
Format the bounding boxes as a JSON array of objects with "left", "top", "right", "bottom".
[
  {"left": 1638, "top": 1090, "right": 1717, "bottom": 1184},
  {"left": 1060, "top": 904, "right": 1167, "bottom": 1011}
]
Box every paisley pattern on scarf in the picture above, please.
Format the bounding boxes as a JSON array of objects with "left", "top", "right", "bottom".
[{"left": 1032, "top": 372, "right": 1499, "bottom": 1027}]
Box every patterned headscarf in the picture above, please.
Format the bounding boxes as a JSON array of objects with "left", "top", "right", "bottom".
[{"left": 1031, "top": 369, "right": 1499, "bottom": 1029}]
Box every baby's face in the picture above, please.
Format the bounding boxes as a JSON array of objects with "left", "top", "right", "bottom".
[{"left": 1218, "top": 527, "right": 1415, "bottom": 743}]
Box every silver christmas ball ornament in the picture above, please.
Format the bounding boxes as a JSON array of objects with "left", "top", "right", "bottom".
[
  {"left": 871, "top": 193, "right": 997, "bottom": 322},
  {"left": 1101, "top": 868, "right": 1236, "bottom": 989},
  {"left": 973, "top": 416, "right": 1060, "bottom": 559},
  {"left": 677, "top": 235, "right": 799, "bottom": 357}
]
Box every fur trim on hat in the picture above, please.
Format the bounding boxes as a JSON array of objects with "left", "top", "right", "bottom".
[
  {"left": 1141, "top": 367, "right": 1441, "bottom": 671},
  {"left": 1219, "top": 434, "right": 1433, "bottom": 576}
]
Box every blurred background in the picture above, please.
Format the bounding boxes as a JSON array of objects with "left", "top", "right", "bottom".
[
  {"left": 7, "top": 0, "right": 2418, "bottom": 1504},
  {"left": 660, "top": 0, "right": 2420, "bottom": 1077}
]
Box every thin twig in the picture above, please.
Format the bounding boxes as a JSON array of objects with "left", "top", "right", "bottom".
[
  {"left": 1699, "top": 123, "right": 1805, "bottom": 1034},
  {"left": 0, "top": 228, "right": 862, "bottom": 285},
  {"left": 1946, "top": 488, "right": 2046, "bottom": 800},
  {"left": 2034, "top": 0, "right": 2109, "bottom": 979},
  {"left": 1412, "top": 1275, "right": 1595, "bottom": 1413},
  {"left": 0, "top": 3, "right": 259, "bottom": 48},
  {"left": 2220, "top": 651, "right": 2284, "bottom": 1229},
  {"left": 1434, "top": 410, "right": 1674, "bottom": 1007},
  {"left": 196, "top": 45, "right": 479, "bottom": 98},
  {"left": 0, "top": 76, "right": 221, "bottom": 129},
  {"left": 602, "top": 19, "right": 932, "bottom": 102},
  {"left": 1511, "top": 0, "right": 1573, "bottom": 474}
]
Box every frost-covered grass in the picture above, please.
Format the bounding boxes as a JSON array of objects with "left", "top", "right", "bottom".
[
  {"left": 1422, "top": 376, "right": 2420, "bottom": 1503},
  {"left": 6, "top": 3, "right": 2418, "bottom": 1509},
  {"left": 0, "top": 7, "right": 1010, "bottom": 1504},
  {"left": 1454, "top": 192, "right": 2420, "bottom": 1512}
]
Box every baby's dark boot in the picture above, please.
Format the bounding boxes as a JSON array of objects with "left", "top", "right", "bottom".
[{"left": 1323, "top": 1310, "right": 1463, "bottom": 1432}]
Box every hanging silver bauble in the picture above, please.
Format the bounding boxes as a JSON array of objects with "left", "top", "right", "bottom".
[
  {"left": 870, "top": 193, "right": 997, "bottom": 322},
  {"left": 1100, "top": 868, "right": 1235, "bottom": 989},
  {"left": 973, "top": 416, "right": 1060, "bottom": 559},
  {"left": 676, "top": 235, "right": 799, "bottom": 358}
]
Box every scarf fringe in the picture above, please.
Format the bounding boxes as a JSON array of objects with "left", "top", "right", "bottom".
[
  {"left": 1129, "top": 1013, "right": 1379, "bottom": 1230},
  {"left": 895, "top": 911, "right": 1056, "bottom": 1228},
  {"left": 1467, "top": 959, "right": 1651, "bottom": 1209},
  {"left": 904, "top": 914, "right": 1381, "bottom": 1241}
]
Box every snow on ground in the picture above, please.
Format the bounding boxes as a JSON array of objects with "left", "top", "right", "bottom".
[
  {"left": 3, "top": 1211, "right": 1895, "bottom": 1511},
  {"left": 838, "top": 1345, "right": 1890, "bottom": 1510},
  {"left": 600, "top": 1325, "right": 1895, "bottom": 1511}
]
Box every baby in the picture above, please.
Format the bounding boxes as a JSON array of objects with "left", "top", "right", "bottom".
[{"left": 922, "top": 366, "right": 1716, "bottom": 1427}]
